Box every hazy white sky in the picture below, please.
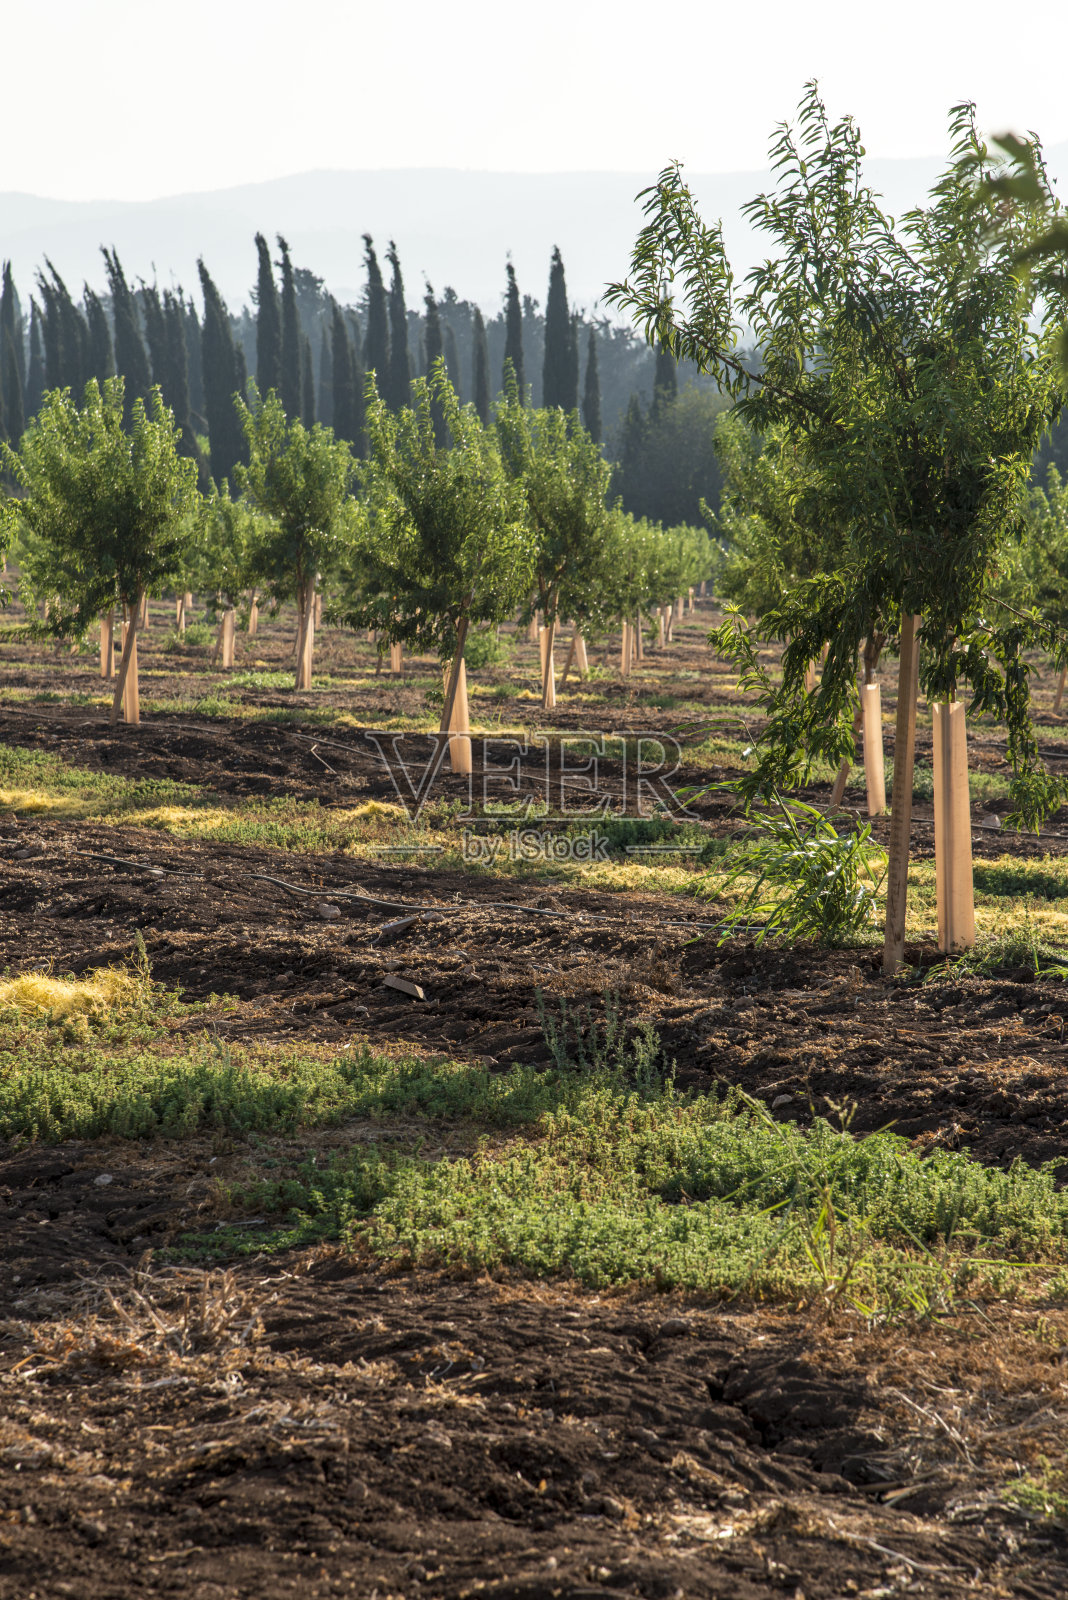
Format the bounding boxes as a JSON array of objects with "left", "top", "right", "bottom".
[{"left": 4, "top": 0, "right": 1066, "bottom": 200}]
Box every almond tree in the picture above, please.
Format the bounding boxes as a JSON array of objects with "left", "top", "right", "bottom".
[
  {"left": 337, "top": 361, "right": 532, "bottom": 736},
  {"left": 496, "top": 375, "right": 613, "bottom": 705},
  {"left": 235, "top": 385, "right": 356, "bottom": 690},
  {"left": 608, "top": 87, "right": 1068, "bottom": 968},
  {"left": 0, "top": 376, "right": 198, "bottom": 723}
]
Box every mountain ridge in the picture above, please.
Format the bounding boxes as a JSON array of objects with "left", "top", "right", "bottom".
[{"left": 3, "top": 150, "right": 1066, "bottom": 314}]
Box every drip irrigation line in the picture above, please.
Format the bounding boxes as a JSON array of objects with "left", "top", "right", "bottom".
[{"left": 73, "top": 851, "right": 182, "bottom": 876}]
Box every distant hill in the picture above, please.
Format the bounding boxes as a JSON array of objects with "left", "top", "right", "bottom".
[{"left": 4, "top": 150, "right": 1066, "bottom": 315}]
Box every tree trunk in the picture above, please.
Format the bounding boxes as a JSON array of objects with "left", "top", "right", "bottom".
[
  {"left": 439, "top": 614, "right": 472, "bottom": 776},
  {"left": 574, "top": 631, "right": 588, "bottom": 678},
  {"left": 862, "top": 683, "right": 886, "bottom": 815},
  {"left": 658, "top": 610, "right": 666, "bottom": 648},
  {"left": 619, "top": 622, "right": 631, "bottom": 677},
  {"left": 221, "top": 606, "right": 236, "bottom": 669},
  {"left": 390, "top": 641, "right": 403, "bottom": 675},
  {"left": 540, "top": 619, "right": 557, "bottom": 709},
  {"left": 687, "top": 587, "right": 694, "bottom": 613},
  {"left": 674, "top": 596, "right": 684, "bottom": 621},
  {"left": 634, "top": 614, "right": 644, "bottom": 662},
  {"left": 882, "top": 614, "right": 921, "bottom": 975},
  {"left": 100, "top": 611, "right": 114, "bottom": 681},
  {"left": 1055, "top": 665, "right": 1067, "bottom": 713},
  {"left": 295, "top": 581, "right": 315, "bottom": 691},
  {"left": 527, "top": 612, "right": 539, "bottom": 644},
  {"left": 139, "top": 592, "right": 150, "bottom": 630},
  {"left": 175, "top": 593, "right": 186, "bottom": 634},
  {"left": 933, "top": 698, "right": 976, "bottom": 953},
  {"left": 110, "top": 593, "right": 143, "bottom": 726},
  {"left": 664, "top": 604, "right": 674, "bottom": 644},
  {"left": 247, "top": 592, "right": 258, "bottom": 636}
]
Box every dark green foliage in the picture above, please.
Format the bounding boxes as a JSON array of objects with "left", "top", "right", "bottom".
[
  {"left": 254, "top": 232, "right": 282, "bottom": 396},
  {"left": 652, "top": 338, "right": 677, "bottom": 415},
  {"left": 197, "top": 259, "right": 247, "bottom": 482},
  {"left": 102, "top": 248, "right": 151, "bottom": 422},
  {"left": 83, "top": 288, "right": 114, "bottom": 385},
  {"left": 138, "top": 283, "right": 168, "bottom": 394},
  {"left": 567, "top": 311, "right": 581, "bottom": 414},
  {"left": 542, "top": 245, "right": 575, "bottom": 410},
  {"left": 385, "top": 241, "right": 410, "bottom": 410},
  {"left": 37, "top": 261, "right": 88, "bottom": 393},
  {"left": 0, "top": 272, "right": 23, "bottom": 441},
  {"left": 503, "top": 261, "right": 524, "bottom": 396},
  {"left": 442, "top": 319, "right": 461, "bottom": 399},
  {"left": 615, "top": 387, "right": 729, "bottom": 527},
  {"left": 183, "top": 295, "right": 204, "bottom": 419},
  {"left": 582, "top": 324, "right": 602, "bottom": 443},
  {"left": 317, "top": 321, "right": 333, "bottom": 427},
  {"left": 160, "top": 287, "right": 208, "bottom": 492},
  {"left": 0, "top": 264, "right": 24, "bottom": 444},
  {"left": 24, "top": 302, "right": 44, "bottom": 420},
  {"left": 472, "top": 306, "right": 490, "bottom": 423},
  {"left": 277, "top": 236, "right": 301, "bottom": 418},
  {"left": 422, "top": 283, "right": 446, "bottom": 445},
  {"left": 300, "top": 334, "right": 315, "bottom": 425},
  {"left": 330, "top": 300, "right": 355, "bottom": 445},
  {"left": 162, "top": 291, "right": 192, "bottom": 426},
  {"left": 362, "top": 235, "right": 389, "bottom": 386}
]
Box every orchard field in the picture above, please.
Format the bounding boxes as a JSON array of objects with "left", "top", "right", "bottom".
[{"left": 3, "top": 590, "right": 1068, "bottom": 1598}]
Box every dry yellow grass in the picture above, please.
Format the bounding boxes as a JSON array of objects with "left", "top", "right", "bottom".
[{"left": 0, "top": 966, "right": 141, "bottom": 1020}]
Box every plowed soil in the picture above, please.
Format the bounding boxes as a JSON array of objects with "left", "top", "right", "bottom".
[
  {"left": 3, "top": 601, "right": 1068, "bottom": 1596},
  {"left": 4, "top": 1261, "right": 1068, "bottom": 1600}
]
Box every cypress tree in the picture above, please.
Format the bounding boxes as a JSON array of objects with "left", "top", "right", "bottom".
[
  {"left": 347, "top": 312, "right": 367, "bottom": 457},
  {"left": 83, "top": 288, "right": 115, "bottom": 384},
  {"left": 25, "top": 302, "right": 44, "bottom": 420},
  {"left": 503, "top": 263, "right": 524, "bottom": 397},
  {"left": 423, "top": 283, "right": 446, "bottom": 445},
  {"left": 300, "top": 335, "right": 315, "bottom": 425},
  {"left": 0, "top": 264, "right": 25, "bottom": 394},
  {"left": 163, "top": 287, "right": 209, "bottom": 491},
  {"left": 442, "top": 320, "right": 461, "bottom": 400},
  {"left": 385, "top": 242, "right": 410, "bottom": 410},
  {"left": 197, "top": 259, "right": 247, "bottom": 482},
  {"left": 542, "top": 246, "right": 574, "bottom": 410},
  {"left": 652, "top": 338, "right": 677, "bottom": 416},
  {"left": 102, "top": 248, "right": 151, "bottom": 421},
  {"left": 38, "top": 262, "right": 89, "bottom": 393},
  {"left": 567, "top": 311, "right": 581, "bottom": 415},
  {"left": 363, "top": 235, "right": 389, "bottom": 387},
  {"left": 139, "top": 283, "right": 169, "bottom": 394},
  {"left": 183, "top": 295, "right": 205, "bottom": 421},
  {"left": 318, "top": 321, "right": 333, "bottom": 427},
  {"left": 619, "top": 394, "right": 647, "bottom": 507},
  {"left": 163, "top": 291, "right": 191, "bottom": 425},
  {"left": 472, "top": 306, "right": 490, "bottom": 423},
  {"left": 331, "top": 301, "right": 355, "bottom": 444},
  {"left": 254, "top": 232, "right": 283, "bottom": 396},
  {"left": 582, "top": 325, "right": 602, "bottom": 444},
  {"left": 277, "top": 236, "right": 301, "bottom": 418},
  {"left": 0, "top": 264, "right": 24, "bottom": 443}
]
